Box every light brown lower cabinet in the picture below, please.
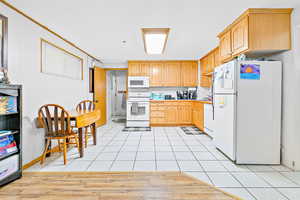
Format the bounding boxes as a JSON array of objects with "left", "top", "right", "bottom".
[
  {"left": 150, "top": 102, "right": 192, "bottom": 125},
  {"left": 192, "top": 102, "right": 204, "bottom": 131},
  {"left": 150, "top": 101, "right": 205, "bottom": 129}
]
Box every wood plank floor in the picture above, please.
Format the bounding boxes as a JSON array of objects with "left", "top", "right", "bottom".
[{"left": 0, "top": 172, "right": 240, "bottom": 200}]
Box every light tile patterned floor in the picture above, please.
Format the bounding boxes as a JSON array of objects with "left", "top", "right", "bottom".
[{"left": 27, "top": 123, "right": 300, "bottom": 200}]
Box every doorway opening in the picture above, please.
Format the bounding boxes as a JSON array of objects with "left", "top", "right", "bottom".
[{"left": 107, "top": 70, "right": 127, "bottom": 123}]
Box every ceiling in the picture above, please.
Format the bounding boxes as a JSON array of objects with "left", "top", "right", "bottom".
[{"left": 6, "top": 0, "right": 300, "bottom": 64}]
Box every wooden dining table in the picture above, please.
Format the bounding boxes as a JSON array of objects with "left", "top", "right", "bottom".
[
  {"left": 68, "top": 109, "right": 101, "bottom": 157},
  {"left": 37, "top": 109, "right": 101, "bottom": 158}
]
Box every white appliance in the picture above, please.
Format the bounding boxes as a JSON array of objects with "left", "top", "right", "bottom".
[
  {"left": 204, "top": 104, "right": 214, "bottom": 138},
  {"left": 128, "top": 76, "right": 149, "bottom": 88},
  {"left": 213, "top": 59, "right": 282, "bottom": 164},
  {"left": 126, "top": 91, "right": 150, "bottom": 127}
]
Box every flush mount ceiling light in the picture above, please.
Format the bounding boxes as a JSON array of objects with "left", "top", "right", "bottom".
[{"left": 141, "top": 28, "right": 170, "bottom": 55}]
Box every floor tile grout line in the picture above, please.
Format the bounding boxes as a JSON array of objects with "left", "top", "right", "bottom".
[
  {"left": 107, "top": 128, "right": 131, "bottom": 171},
  {"left": 153, "top": 127, "right": 157, "bottom": 171},
  {"left": 132, "top": 134, "right": 142, "bottom": 171},
  {"left": 175, "top": 126, "right": 215, "bottom": 182},
  {"left": 164, "top": 127, "right": 182, "bottom": 171},
  {"left": 277, "top": 170, "right": 300, "bottom": 186},
  {"left": 86, "top": 127, "right": 120, "bottom": 170},
  {"left": 85, "top": 126, "right": 118, "bottom": 171}
]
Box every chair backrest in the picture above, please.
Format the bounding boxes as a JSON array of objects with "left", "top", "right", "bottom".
[
  {"left": 76, "top": 100, "right": 95, "bottom": 112},
  {"left": 38, "top": 104, "right": 71, "bottom": 137}
]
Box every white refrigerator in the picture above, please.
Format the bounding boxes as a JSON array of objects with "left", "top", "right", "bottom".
[{"left": 213, "top": 59, "right": 282, "bottom": 164}]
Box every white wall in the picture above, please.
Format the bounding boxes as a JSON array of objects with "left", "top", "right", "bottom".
[
  {"left": 269, "top": 7, "right": 300, "bottom": 170},
  {"left": 0, "top": 4, "right": 95, "bottom": 164}
]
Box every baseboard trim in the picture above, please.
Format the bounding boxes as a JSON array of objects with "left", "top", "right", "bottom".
[{"left": 22, "top": 145, "right": 60, "bottom": 170}]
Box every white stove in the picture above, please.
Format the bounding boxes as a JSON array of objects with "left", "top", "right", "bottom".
[{"left": 126, "top": 91, "right": 150, "bottom": 127}]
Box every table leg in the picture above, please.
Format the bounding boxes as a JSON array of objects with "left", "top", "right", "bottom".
[
  {"left": 92, "top": 123, "right": 97, "bottom": 145},
  {"left": 78, "top": 127, "right": 84, "bottom": 157}
]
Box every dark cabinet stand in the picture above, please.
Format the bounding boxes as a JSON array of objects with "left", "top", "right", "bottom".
[{"left": 0, "top": 84, "right": 22, "bottom": 186}]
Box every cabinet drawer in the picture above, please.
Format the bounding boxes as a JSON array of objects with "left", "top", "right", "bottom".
[
  {"left": 151, "top": 106, "right": 166, "bottom": 111},
  {"left": 151, "top": 111, "right": 165, "bottom": 117},
  {"left": 151, "top": 117, "right": 165, "bottom": 124}
]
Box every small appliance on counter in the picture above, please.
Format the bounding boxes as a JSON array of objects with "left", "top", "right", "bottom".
[
  {"left": 176, "top": 88, "right": 197, "bottom": 100},
  {"left": 188, "top": 88, "right": 197, "bottom": 100},
  {"left": 164, "top": 95, "right": 175, "bottom": 100}
]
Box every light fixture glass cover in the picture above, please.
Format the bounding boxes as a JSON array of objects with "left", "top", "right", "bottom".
[{"left": 142, "top": 28, "right": 170, "bottom": 55}]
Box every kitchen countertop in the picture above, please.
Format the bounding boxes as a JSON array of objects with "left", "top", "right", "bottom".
[{"left": 150, "top": 100, "right": 212, "bottom": 104}]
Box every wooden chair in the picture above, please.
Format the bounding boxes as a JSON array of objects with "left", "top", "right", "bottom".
[
  {"left": 76, "top": 100, "right": 95, "bottom": 148},
  {"left": 38, "top": 104, "right": 80, "bottom": 165}
]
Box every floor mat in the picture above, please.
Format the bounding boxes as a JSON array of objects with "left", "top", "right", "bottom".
[
  {"left": 122, "top": 127, "right": 151, "bottom": 132},
  {"left": 181, "top": 126, "right": 204, "bottom": 135}
]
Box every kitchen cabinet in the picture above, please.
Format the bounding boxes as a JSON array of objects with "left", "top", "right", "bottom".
[
  {"left": 150, "top": 62, "right": 164, "bottom": 87},
  {"left": 140, "top": 63, "right": 150, "bottom": 76},
  {"left": 128, "top": 60, "right": 198, "bottom": 87},
  {"left": 177, "top": 104, "right": 192, "bottom": 124},
  {"left": 165, "top": 105, "right": 178, "bottom": 124},
  {"left": 219, "top": 31, "right": 232, "bottom": 62},
  {"left": 181, "top": 61, "right": 198, "bottom": 87},
  {"left": 199, "top": 47, "right": 220, "bottom": 88},
  {"left": 231, "top": 16, "right": 248, "bottom": 56},
  {"left": 150, "top": 101, "right": 192, "bottom": 125},
  {"left": 150, "top": 101, "right": 210, "bottom": 128},
  {"left": 214, "top": 47, "right": 221, "bottom": 67},
  {"left": 128, "top": 62, "right": 142, "bottom": 76},
  {"left": 192, "top": 102, "right": 204, "bottom": 131},
  {"left": 128, "top": 61, "right": 150, "bottom": 76},
  {"left": 200, "top": 76, "right": 211, "bottom": 88},
  {"left": 218, "top": 8, "right": 292, "bottom": 62},
  {"left": 164, "top": 61, "right": 181, "bottom": 87}
]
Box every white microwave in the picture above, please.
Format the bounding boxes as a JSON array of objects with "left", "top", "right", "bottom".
[{"left": 128, "top": 76, "right": 149, "bottom": 88}]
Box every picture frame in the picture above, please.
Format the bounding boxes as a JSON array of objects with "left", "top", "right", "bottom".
[{"left": 0, "top": 14, "right": 8, "bottom": 69}]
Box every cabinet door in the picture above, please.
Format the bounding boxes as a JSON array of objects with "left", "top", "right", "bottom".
[
  {"left": 164, "top": 62, "right": 181, "bottom": 86},
  {"left": 219, "top": 31, "right": 232, "bottom": 62},
  {"left": 198, "top": 104, "right": 204, "bottom": 130},
  {"left": 165, "top": 106, "right": 177, "bottom": 124},
  {"left": 150, "top": 62, "right": 164, "bottom": 87},
  {"left": 214, "top": 47, "right": 221, "bottom": 68},
  {"left": 181, "top": 61, "right": 198, "bottom": 87},
  {"left": 200, "top": 57, "right": 208, "bottom": 74},
  {"left": 128, "top": 62, "right": 141, "bottom": 76},
  {"left": 207, "top": 54, "right": 215, "bottom": 73},
  {"left": 200, "top": 76, "right": 211, "bottom": 88},
  {"left": 231, "top": 17, "right": 248, "bottom": 56},
  {"left": 192, "top": 110, "right": 197, "bottom": 125},
  {"left": 178, "top": 105, "right": 192, "bottom": 124},
  {"left": 140, "top": 62, "right": 150, "bottom": 76}
]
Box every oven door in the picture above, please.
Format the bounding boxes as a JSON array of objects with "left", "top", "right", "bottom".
[
  {"left": 127, "top": 101, "right": 149, "bottom": 120},
  {"left": 128, "top": 77, "right": 149, "bottom": 88}
]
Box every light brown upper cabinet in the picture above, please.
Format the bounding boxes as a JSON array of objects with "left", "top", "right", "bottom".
[
  {"left": 164, "top": 61, "right": 181, "bottom": 87},
  {"left": 218, "top": 8, "right": 292, "bottom": 62},
  {"left": 128, "top": 61, "right": 150, "bottom": 76},
  {"left": 219, "top": 31, "right": 232, "bottom": 62},
  {"left": 128, "top": 61, "right": 142, "bottom": 76},
  {"left": 214, "top": 47, "right": 221, "bottom": 68},
  {"left": 140, "top": 62, "right": 150, "bottom": 76},
  {"left": 181, "top": 61, "right": 198, "bottom": 87},
  {"left": 150, "top": 62, "right": 164, "bottom": 87},
  {"left": 231, "top": 16, "right": 249, "bottom": 56},
  {"left": 128, "top": 60, "right": 198, "bottom": 87},
  {"left": 199, "top": 47, "right": 220, "bottom": 88}
]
